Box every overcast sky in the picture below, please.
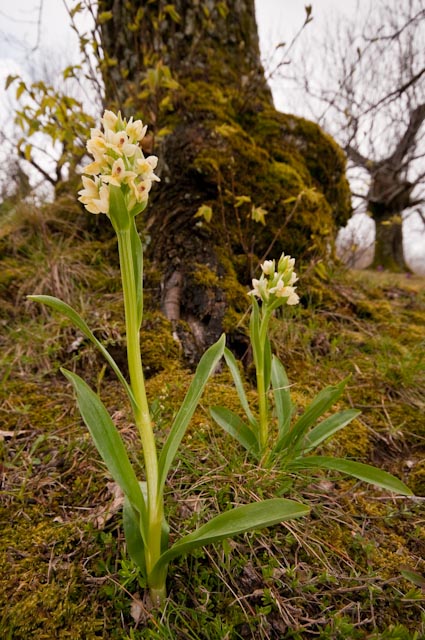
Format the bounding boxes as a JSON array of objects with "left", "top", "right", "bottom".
[
  {"left": 0, "top": 0, "right": 424, "bottom": 273},
  {"left": 0, "top": 0, "right": 362, "bottom": 112}
]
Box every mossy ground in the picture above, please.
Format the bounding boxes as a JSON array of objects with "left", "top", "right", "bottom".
[{"left": 1, "top": 204, "right": 424, "bottom": 639}]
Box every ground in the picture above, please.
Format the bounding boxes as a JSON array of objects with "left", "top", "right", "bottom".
[{"left": 0, "top": 203, "right": 424, "bottom": 639}]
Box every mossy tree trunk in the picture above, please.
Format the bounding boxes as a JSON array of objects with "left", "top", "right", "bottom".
[
  {"left": 98, "top": 0, "right": 351, "bottom": 359},
  {"left": 373, "top": 216, "right": 407, "bottom": 272}
]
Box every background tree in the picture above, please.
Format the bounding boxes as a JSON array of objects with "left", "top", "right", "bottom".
[{"left": 287, "top": 0, "right": 425, "bottom": 271}]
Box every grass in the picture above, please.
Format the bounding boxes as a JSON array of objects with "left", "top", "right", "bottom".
[{"left": 0, "top": 202, "right": 424, "bottom": 639}]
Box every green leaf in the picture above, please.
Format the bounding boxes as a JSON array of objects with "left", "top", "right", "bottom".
[
  {"left": 61, "top": 369, "right": 148, "bottom": 529},
  {"left": 123, "top": 481, "right": 170, "bottom": 577},
  {"left": 271, "top": 355, "right": 293, "bottom": 441},
  {"left": 123, "top": 498, "right": 146, "bottom": 576},
  {"left": 299, "top": 409, "right": 361, "bottom": 455},
  {"left": 217, "top": 1, "right": 229, "bottom": 18},
  {"left": 164, "top": 4, "right": 181, "bottom": 22},
  {"left": 399, "top": 566, "right": 425, "bottom": 589},
  {"left": 5, "top": 74, "right": 19, "bottom": 90},
  {"left": 158, "top": 334, "right": 225, "bottom": 492},
  {"left": 210, "top": 406, "right": 259, "bottom": 456},
  {"left": 234, "top": 195, "right": 251, "bottom": 208},
  {"left": 288, "top": 456, "right": 413, "bottom": 495},
  {"left": 109, "top": 184, "right": 131, "bottom": 231},
  {"left": 223, "top": 348, "right": 257, "bottom": 427},
  {"left": 130, "top": 220, "right": 143, "bottom": 329},
  {"left": 194, "top": 204, "right": 213, "bottom": 223},
  {"left": 249, "top": 297, "right": 262, "bottom": 373},
  {"left": 263, "top": 334, "right": 272, "bottom": 396},
  {"left": 98, "top": 10, "right": 113, "bottom": 23},
  {"left": 275, "top": 377, "right": 350, "bottom": 455},
  {"left": 16, "top": 81, "right": 27, "bottom": 100},
  {"left": 27, "top": 295, "right": 136, "bottom": 410},
  {"left": 251, "top": 205, "right": 268, "bottom": 225},
  {"left": 150, "top": 498, "right": 309, "bottom": 582}
]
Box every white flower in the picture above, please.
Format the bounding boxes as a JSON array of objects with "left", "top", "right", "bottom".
[
  {"left": 105, "top": 129, "right": 138, "bottom": 157},
  {"left": 78, "top": 176, "right": 109, "bottom": 214},
  {"left": 135, "top": 156, "right": 160, "bottom": 182},
  {"left": 82, "top": 160, "right": 103, "bottom": 176},
  {"left": 87, "top": 135, "right": 107, "bottom": 163},
  {"left": 289, "top": 271, "right": 298, "bottom": 285},
  {"left": 249, "top": 277, "right": 269, "bottom": 301},
  {"left": 261, "top": 259, "right": 275, "bottom": 276},
  {"left": 249, "top": 252, "right": 299, "bottom": 307},
  {"left": 130, "top": 178, "right": 152, "bottom": 203},
  {"left": 80, "top": 110, "right": 159, "bottom": 215},
  {"left": 126, "top": 118, "right": 148, "bottom": 143},
  {"left": 101, "top": 110, "right": 118, "bottom": 132},
  {"left": 286, "top": 290, "right": 300, "bottom": 305},
  {"left": 272, "top": 280, "right": 299, "bottom": 304},
  {"left": 101, "top": 158, "right": 136, "bottom": 187}
]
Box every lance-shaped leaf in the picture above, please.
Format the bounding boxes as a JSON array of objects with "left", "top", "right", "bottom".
[
  {"left": 249, "top": 297, "right": 262, "bottom": 374},
  {"left": 288, "top": 456, "right": 413, "bottom": 495},
  {"left": 149, "top": 498, "right": 309, "bottom": 584},
  {"left": 123, "top": 499, "right": 146, "bottom": 576},
  {"left": 223, "top": 347, "right": 257, "bottom": 428},
  {"left": 62, "top": 369, "right": 148, "bottom": 536},
  {"left": 295, "top": 409, "right": 361, "bottom": 456},
  {"left": 158, "top": 334, "right": 225, "bottom": 492},
  {"left": 210, "top": 406, "right": 259, "bottom": 456},
  {"left": 28, "top": 295, "right": 136, "bottom": 410},
  {"left": 275, "top": 377, "right": 350, "bottom": 455},
  {"left": 123, "top": 481, "right": 170, "bottom": 577},
  {"left": 271, "top": 355, "right": 293, "bottom": 442}
]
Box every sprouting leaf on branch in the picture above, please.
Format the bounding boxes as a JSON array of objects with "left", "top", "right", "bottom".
[
  {"left": 5, "top": 75, "right": 19, "bottom": 91},
  {"left": 97, "top": 11, "right": 113, "bottom": 24},
  {"left": 194, "top": 204, "right": 213, "bottom": 223},
  {"left": 164, "top": 4, "right": 181, "bottom": 23},
  {"left": 217, "top": 2, "right": 229, "bottom": 19},
  {"left": 251, "top": 206, "right": 268, "bottom": 225},
  {"left": 234, "top": 195, "right": 251, "bottom": 208}
]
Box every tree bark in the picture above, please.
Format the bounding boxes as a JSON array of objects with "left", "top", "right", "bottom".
[
  {"left": 98, "top": 0, "right": 351, "bottom": 360},
  {"left": 347, "top": 104, "right": 425, "bottom": 271}
]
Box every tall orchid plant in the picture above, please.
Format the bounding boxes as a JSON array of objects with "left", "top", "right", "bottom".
[
  {"left": 29, "top": 111, "right": 309, "bottom": 607},
  {"left": 211, "top": 257, "right": 412, "bottom": 496}
]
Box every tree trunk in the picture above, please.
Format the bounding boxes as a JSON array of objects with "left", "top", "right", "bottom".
[
  {"left": 367, "top": 167, "right": 413, "bottom": 271},
  {"left": 98, "top": 0, "right": 351, "bottom": 360},
  {"left": 348, "top": 104, "right": 425, "bottom": 272},
  {"left": 373, "top": 217, "right": 407, "bottom": 271}
]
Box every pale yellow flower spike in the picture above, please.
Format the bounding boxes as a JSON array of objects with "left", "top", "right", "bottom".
[{"left": 78, "top": 110, "right": 160, "bottom": 216}]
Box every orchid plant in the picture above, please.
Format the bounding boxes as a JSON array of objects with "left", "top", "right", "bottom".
[
  {"left": 211, "top": 256, "right": 412, "bottom": 496},
  {"left": 29, "top": 111, "right": 309, "bottom": 607}
]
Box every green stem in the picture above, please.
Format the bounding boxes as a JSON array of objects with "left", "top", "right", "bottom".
[
  {"left": 116, "top": 225, "right": 164, "bottom": 595},
  {"left": 257, "top": 308, "right": 272, "bottom": 456}
]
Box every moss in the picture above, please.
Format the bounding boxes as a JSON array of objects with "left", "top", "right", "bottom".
[
  {"left": 140, "top": 311, "right": 182, "bottom": 375},
  {"left": 409, "top": 460, "right": 425, "bottom": 496},
  {"left": 191, "top": 262, "right": 221, "bottom": 288},
  {"left": 328, "top": 418, "right": 372, "bottom": 460},
  {"left": 174, "top": 79, "right": 351, "bottom": 273}
]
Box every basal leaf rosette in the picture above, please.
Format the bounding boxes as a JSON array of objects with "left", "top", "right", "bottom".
[
  {"left": 78, "top": 110, "right": 160, "bottom": 218},
  {"left": 250, "top": 254, "right": 300, "bottom": 310}
]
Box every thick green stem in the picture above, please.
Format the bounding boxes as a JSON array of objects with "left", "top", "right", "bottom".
[{"left": 116, "top": 225, "right": 164, "bottom": 593}]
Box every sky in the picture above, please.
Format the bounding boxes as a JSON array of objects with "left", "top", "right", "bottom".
[{"left": 0, "top": 0, "right": 424, "bottom": 273}]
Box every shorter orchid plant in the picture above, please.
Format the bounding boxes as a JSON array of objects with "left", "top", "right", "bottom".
[
  {"left": 29, "top": 111, "right": 309, "bottom": 607},
  {"left": 211, "top": 256, "right": 412, "bottom": 496}
]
